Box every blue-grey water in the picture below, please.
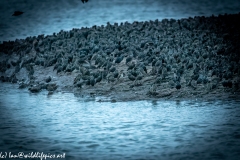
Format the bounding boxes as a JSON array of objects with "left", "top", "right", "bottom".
[
  {"left": 0, "top": 0, "right": 240, "bottom": 42},
  {"left": 0, "top": 83, "right": 240, "bottom": 160}
]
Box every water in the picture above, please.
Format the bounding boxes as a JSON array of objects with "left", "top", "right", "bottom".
[
  {"left": 0, "top": 83, "right": 240, "bottom": 160},
  {"left": 1, "top": 0, "right": 240, "bottom": 42}
]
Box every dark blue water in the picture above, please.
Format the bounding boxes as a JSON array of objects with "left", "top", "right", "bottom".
[
  {"left": 1, "top": 0, "right": 240, "bottom": 42},
  {"left": 0, "top": 83, "right": 240, "bottom": 160}
]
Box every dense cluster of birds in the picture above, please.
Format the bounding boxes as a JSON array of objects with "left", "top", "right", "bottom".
[{"left": 0, "top": 13, "right": 239, "bottom": 94}]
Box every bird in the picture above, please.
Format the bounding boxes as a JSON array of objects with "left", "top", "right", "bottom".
[
  {"left": 107, "top": 73, "right": 116, "bottom": 83},
  {"left": 154, "top": 76, "right": 162, "bottom": 84},
  {"left": 81, "top": 0, "right": 88, "bottom": 3},
  {"left": 95, "top": 71, "right": 103, "bottom": 83},
  {"left": 109, "top": 66, "right": 116, "bottom": 72},
  {"left": 176, "top": 83, "right": 181, "bottom": 90},
  {"left": 127, "top": 62, "right": 135, "bottom": 70},
  {"left": 149, "top": 83, "right": 157, "bottom": 95},
  {"left": 114, "top": 70, "right": 125, "bottom": 85},
  {"left": 90, "top": 76, "right": 95, "bottom": 86},
  {"left": 126, "top": 56, "right": 132, "bottom": 64},
  {"left": 117, "top": 70, "right": 125, "bottom": 80},
  {"left": 113, "top": 70, "right": 119, "bottom": 78},
  {"left": 173, "top": 71, "right": 181, "bottom": 83},
  {"left": 45, "top": 76, "right": 51, "bottom": 83},
  {"left": 222, "top": 80, "right": 232, "bottom": 88},
  {"left": 115, "top": 56, "right": 123, "bottom": 64},
  {"left": 128, "top": 73, "right": 136, "bottom": 81},
  {"left": 12, "top": 11, "right": 24, "bottom": 16}
]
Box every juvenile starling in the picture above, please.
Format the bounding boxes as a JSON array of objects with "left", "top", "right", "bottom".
[{"left": 12, "top": 11, "right": 24, "bottom": 16}]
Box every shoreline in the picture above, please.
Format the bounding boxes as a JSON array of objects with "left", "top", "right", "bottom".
[
  {"left": 0, "top": 13, "right": 240, "bottom": 102},
  {"left": 1, "top": 81, "right": 240, "bottom": 103}
]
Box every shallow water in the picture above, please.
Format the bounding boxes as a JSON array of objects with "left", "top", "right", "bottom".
[
  {"left": 1, "top": 0, "right": 240, "bottom": 42},
  {"left": 0, "top": 83, "right": 240, "bottom": 160}
]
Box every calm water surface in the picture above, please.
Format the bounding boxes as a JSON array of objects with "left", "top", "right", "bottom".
[{"left": 0, "top": 83, "right": 240, "bottom": 160}]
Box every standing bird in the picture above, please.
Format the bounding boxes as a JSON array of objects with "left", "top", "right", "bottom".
[
  {"left": 149, "top": 83, "right": 157, "bottom": 95},
  {"left": 12, "top": 11, "right": 24, "bottom": 16},
  {"left": 126, "top": 56, "right": 132, "bottom": 64},
  {"left": 127, "top": 62, "right": 135, "bottom": 70},
  {"left": 90, "top": 76, "right": 95, "bottom": 86},
  {"left": 95, "top": 71, "right": 103, "bottom": 83},
  {"left": 115, "top": 55, "right": 123, "bottom": 64},
  {"left": 176, "top": 82, "right": 181, "bottom": 90},
  {"left": 173, "top": 71, "right": 181, "bottom": 83}
]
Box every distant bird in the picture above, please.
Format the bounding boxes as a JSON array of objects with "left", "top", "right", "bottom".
[
  {"left": 115, "top": 56, "right": 123, "bottom": 64},
  {"left": 173, "top": 72, "right": 181, "bottom": 83},
  {"left": 127, "top": 62, "right": 135, "bottom": 70},
  {"left": 90, "top": 76, "right": 95, "bottom": 86},
  {"left": 109, "top": 66, "right": 116, "bottom": 72},
  {"left": 222, "top": 80, "right": 232, "bottom": 88},
  {"left": 149, "top": 83, "right": 157, "bottom": 95},
  {"left": 117, "top": 70, "right": 125, "bottom": 80},
  {"left": 95, "top": 72, "right": 103, "bottom": 83},
  {"left": 12, "top": 11, "right": 24, "bottom": 16},
  {"left": 81, "top": 0, "right": 88, "bottom": 3},
  {"left": 128, "top": 73, "right": 136, "bottom": 81},
  {"left": 113, "top": 70, "right": 119, "bottom": 78},
  {"left": 176, "top": 83, "right": 181, "bottom": 90},
  {"left": 126, "top": 56, "right": 132, "bottom": 64}
]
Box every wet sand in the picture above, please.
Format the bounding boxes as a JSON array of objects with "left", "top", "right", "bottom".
[{"left": 0, "top": 13, "right": 240, "bottom": 102}]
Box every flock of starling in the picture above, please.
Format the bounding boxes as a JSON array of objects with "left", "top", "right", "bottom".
[{"left": 1, "top": 13, "right": 239, "bottom": 96}]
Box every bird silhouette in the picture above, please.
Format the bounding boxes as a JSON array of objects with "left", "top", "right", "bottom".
[
  {"left": 176, "top": 83, "right": 181, "bottom": 90},
  {"left": 12, "top": 11, "right": 24, "bottom": 16},
  {"left": 81, "top": 0, "right": 88, "bottom": 3}
]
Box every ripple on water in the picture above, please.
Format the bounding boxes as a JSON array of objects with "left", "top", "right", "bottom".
[{"left": 0, "top": 83, "right": 240, "bottom": 159}]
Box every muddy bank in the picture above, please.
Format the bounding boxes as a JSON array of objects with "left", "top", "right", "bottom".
[{"left": 0, "top": 13, "right": 240, "bottom": 102}]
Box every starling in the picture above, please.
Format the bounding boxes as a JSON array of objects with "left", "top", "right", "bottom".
[
  {"left": 109, "top": 66, "right": 116, "bottom": 72},
  {"left": 95, "top": 73, "right": 102, "bottom": 83},
  {"left": 176, "top": 83, "right": 181, "bottom": 90},
  {"left": 90, "top": 78, "right": 95, "bottom": 86},
  {"left": 81, "top": 0, "right": 88, "bottom": 3},
  {"left": 127, "top": 62, "right": 135, "bottom": 70},
  {"left": 126, "top": 56, "right": 132, "bottom": 64},
  {"left": 12, "top": 11, "right": 24, "bottom": 16},
  {"left": 128, "top": 73, "right": 136, "bottom": 81},
  {"left": 45, "top": 76, "right": 51, "bottom": 83},
  {"left": 113, "top": 71, "right": 119, "bottom": 78},
  {"left": 115, "top": 56, "right": 123, "bottom": 64}
]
